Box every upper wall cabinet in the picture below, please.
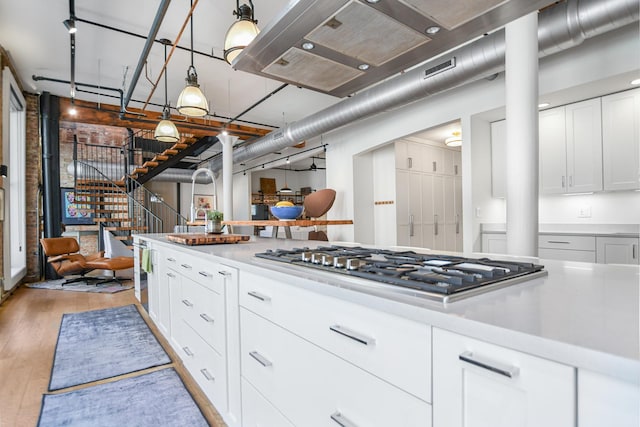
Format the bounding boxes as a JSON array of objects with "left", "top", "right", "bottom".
[
  {"left": 540, "top": 98, "right": 603, "bottom": 195},
  {"left": 602, "top": 88, "right": 640, "bottom": 191}
]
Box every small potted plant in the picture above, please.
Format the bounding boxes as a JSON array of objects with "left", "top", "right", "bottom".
[{"left": 206, "top": 210, "right": 224, "bottom": 233}]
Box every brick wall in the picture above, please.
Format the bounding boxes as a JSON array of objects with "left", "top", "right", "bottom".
[{"left": 24, "top": 94, "right": 41, "bottom": 281}]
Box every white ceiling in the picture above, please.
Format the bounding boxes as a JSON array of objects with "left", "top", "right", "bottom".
[{"left": 0, "top": 0, "right": 341, "bottom": 129}]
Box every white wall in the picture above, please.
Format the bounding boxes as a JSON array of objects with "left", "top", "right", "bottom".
[{"left": 324, "top": 24, "right": 639, "bottom": 248}]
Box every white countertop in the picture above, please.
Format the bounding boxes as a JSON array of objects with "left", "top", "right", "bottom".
[
  {"left": 137, "top": 235, "right": 640, "bottom": 383},
  {"left": 481, "top": 223, "right": 640, "bottom": 237}
]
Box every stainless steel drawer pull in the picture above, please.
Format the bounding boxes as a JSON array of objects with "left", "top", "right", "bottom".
[
  {"left": 547, "top": 241, "right": 570, "bottom": 244},
  {"left": 167, "top": 272, "right": 176, "bottom": 278},
  {"left": 407, "top": 157, "right": 412, "bottom": 169},
  {"left": 182, "top": 346, "right": 194, "bottom": 357},
  {"left": 329, "top": 325, "right": 376, "bottom": 346},
  {"left": 249, "top": 351, "right": 272, "bottom": 367},
  {"left": 199, "top": 313, "right": 214, "bottom": 323},
  {"left": 198, "top": 271, "right": 212, "bottom": 278},
  {"left": 409, "top": 214, "right": 414, "bottom": 237},
  {"left": 218, "top": 271, "right": 230, "bottom": 276},
  {"left": 181, "top": 263, "right": 192, "bottom": 269},
  {"left": 633, "top": 244, "right": 637, "bottom": 259},
  {"left": 181, "top": 299, "right": 194, "bottom": 308},
  {"left": 433, "top": 161, "right": 437, "bottom": 172},
  {"left": 200, "top": 368, "right": 214, "bottom": 381},
  {"left": 167, "top": 257, "right": 176, "bottom": 262},
  {"left": 459, "top": 351, "right": 519, "bottom": 378},
  {"left": 331, "top": 412, "right": 358, "bottom": 427},
  {"left": 247, "top": 291, "right": 271, "bottom": 302}
]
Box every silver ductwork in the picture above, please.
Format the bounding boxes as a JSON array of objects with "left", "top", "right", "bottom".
[
  {"left": 67, "top": 162, "right": 213, "bottom": 183},
  {"left": 208, "top": 0, "right": 638, "bottom": 173}
]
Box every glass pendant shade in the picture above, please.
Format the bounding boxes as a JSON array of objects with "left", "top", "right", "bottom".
[
  {"left": 154, "top": 113, "right": 180, "bottom": 143},
  {"left": 177, "top": 71, "right": 209, "bottom": 117},
  {"left": 445, "top": 131, "right": 462, "bottom": 147},
  {"left": 224, "top": 19, "right": 260, "bottom": 64}
]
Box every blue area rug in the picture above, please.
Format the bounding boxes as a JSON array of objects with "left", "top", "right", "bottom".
[
  {"left": 38, "top": 368, "right": 209, "bottom": 427},
  {"left": 26, "top": 279, "right": 132, "bottom": 293},
  {"left": 49, "top": 305, "right": 171, "bottom": 391}
]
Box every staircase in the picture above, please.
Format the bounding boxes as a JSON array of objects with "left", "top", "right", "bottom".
[{"left": 71, "top": 130, "right": 198, "bottom": 246}]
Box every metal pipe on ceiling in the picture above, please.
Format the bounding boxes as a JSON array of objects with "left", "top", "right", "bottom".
[
  {"left": 207, "top": 0, "right": 639, "bottom": 173},
  {"left": 122, "top": 0, "right": 172, "bottom": 111},
  {"left": 67, "top": 161, "right": 210, "bottom": 183}
]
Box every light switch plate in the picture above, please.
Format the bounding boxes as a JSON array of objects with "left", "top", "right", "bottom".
[{"left": 578, "top": 206, "right": 592, "bottom": 218}]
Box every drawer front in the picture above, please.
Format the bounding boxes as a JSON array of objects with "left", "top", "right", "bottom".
[
  {"left": 179, "top": 275, "right": 225, "bottom": 354},
  {"left": 240, "top": 308, "right": 431, "bottom": 427},
  {"left": 172, "top": 252, "right": 225, "bottom": 295},
  {"left": 538, "top": 248, "right": 596, "bottom": 263},
  {"left": 538, "top": 234, "right": 596, "bottom": 251},
  {"left": 242, "top": 378, "right": 295, "bottom": 427},
  {"left": 239, "top": 271, "right": 431, "bottom": 402},
  {"left": 177, "top": 319, "right": 228, "bottom": 411}
]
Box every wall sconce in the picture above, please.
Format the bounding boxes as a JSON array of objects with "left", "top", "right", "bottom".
[{"left": 0, "top": 165, "right": 8, "bottom": 178}]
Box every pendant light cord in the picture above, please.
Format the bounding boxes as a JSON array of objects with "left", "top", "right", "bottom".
[
  {"left": 163, "top": 42, "right": 169, "bottom": 111},
  {"left": 189, "top": 0, "right": 195, "bottom": 69}
]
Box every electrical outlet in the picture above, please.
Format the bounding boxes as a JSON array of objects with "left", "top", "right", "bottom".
[
  {"left": 578, "top": 206, "right": 592, "bottom": 218},
  {"left": 475, "top": 207, "right": 482, "bottom": 218}
]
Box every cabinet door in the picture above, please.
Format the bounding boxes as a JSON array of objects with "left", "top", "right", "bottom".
[
  {"left": 596, "top": 236, "right": 640, "bottom": 265},
  {"left": 578, "top": 369, "right": 640, "bottom": 427},
  {"left": 397, "top": 170, "right": 423, "bottom": 247},
  {"left": 156, "top": 265, "right": 176, "bottom": 339},
  {"left": 454, "top": 176, "right": 463, "bottom": 251},
  {"left": 540, "top": 107, "right": 568, "bottom": 194},
  {"left": 602, "top": 88, "right": 640, "bottom": 191},
  {"left": 146, "top": 249, "right": 159, "bottom": 323},
  {"left": 433, "top": 328, "right": 575, "bottom": 427},
  {"left": 481, "top": 233, "right": 506, "bottom": 254},
  {"left": 395, "top": 140, "right": 410, "bottom": 170},
  {"left": 432, "top": 175, "right": 445, "bottom": 249},
  {"left": 565, "top": 98, "right": 603, "bottom": 193},
  {"left": 490, "top": 120, "right": 506, "bottom": 198}
]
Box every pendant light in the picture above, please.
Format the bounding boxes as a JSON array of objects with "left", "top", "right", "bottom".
[
  {"left": 154, "top": 39, "right": 180, "bottom": 142},
  {"left": 445, "top": 131, "right": 462, "bottom": 147},
  {"left": 177, "top": 0, "right": 209, "bottom": 117},
  {"left": 280, "top": 161, "right": 292, "bottom": 193},
  {"left": 224, "top": 0, "right": 260, "bottom": 64}
]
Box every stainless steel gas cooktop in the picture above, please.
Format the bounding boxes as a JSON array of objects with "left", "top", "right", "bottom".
[{"left": 255, "top": 245, "right": 547, "bottom": 303}]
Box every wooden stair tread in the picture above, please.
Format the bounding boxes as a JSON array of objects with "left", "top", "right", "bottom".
[
  {"left": 142, "top": 161, "right": 159, "bottom": 168},
  {"left": 171, "top": 143, "right": 188, "bottom": 150},
  {"left": 133, "top": 167, "right": 149, "bottom": 175},
  {"left": 154, "top": 155, "right": 169, "bottom": 161},
  {"left": 162, "top": 149, "right": 178, "bottom": 156},
  {"left": 81, "top": 200, "right": 128, "bottom": 206},
  {"left": 94, "top": 209, "right": 128, "bottom": 214},
  {"left": 105, "top": 226, "right": 148, "bottom": 231}
]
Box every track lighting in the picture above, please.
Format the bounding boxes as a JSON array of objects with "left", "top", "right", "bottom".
[
  {"left": 63, "top": 19, "right": 77, "bottom": 34},
  {"left": 224, "top": 0, "right": 260, "bottom": 64},
  {"left": 177, "top": 0, "right": 209, "bottom": 117}
]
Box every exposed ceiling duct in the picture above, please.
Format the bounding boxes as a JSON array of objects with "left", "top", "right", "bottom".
[
  {"left": 208, "top": 0, "right": 639, "bottom": 174},
  {"left": 67, "top": 162, "right": 212, "bottom": 183}
]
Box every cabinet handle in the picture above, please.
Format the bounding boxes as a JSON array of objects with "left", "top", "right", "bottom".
[
  {"left": 218, "top": 270, "right": 230, "bottom": 276},
  {"left": 200, "top": 368, "right": 214, "bottom": 381},
  {"left": 199, "top": 313, "right": 214, "bottom": 323},
  {"left": 562, "top": 176, "right": 565, "bottom": 188},
  {"left": 198, "top": 271, "right": 212, "bottom": 278},
  {"left": 166, "top": 257, "right": 176, "bottom": 262},
  {"left": 182, "top": 346, "right": 194, "bottom": 357},
  {"left": 329, "top": 325, "right": 376, "bottom": 346},
  {"left": 459, "top": 351, "right": 519, "bottom": 378},
  {"left": 181, "top": 299, "right": 194, "bottom": 308},
  {"left": 547, "top": 240, "right": 570, "bottom": 244},
  {"left": 248, "top": 291, "right": 271, "bottom": 302},
  {"left": 633, "top": 244, "right": 637, "bottom": 259},
  {"left": 454, "top": 164, "right": 459, "bottom": 175},
  {"left": 409, "top": 214, "right": 414, "bottom": 237},
  {"left": 249, "top": 351, "right": 273, "bottom": 367},
  {"left": 433, "top": 161, "right": 437, "bottom": 172},
  {"left": 434, "top": 214, "right": 439, "bottom": 236},
  {"left": 455, "top": 214, "right": 460, "bottom": 234},
  {"left": 407, "top": 157, "right": 412, "bottom": 169},
  {"left": 167, "top": 272, "right": 176, "bottom": 278},
  {"left": 331, "top": 412, "right": 358, "bottom": 427},
  {"left": 569, "top": 175, "right": 573, "bottom": 187},
  {"left": 180, "top": 263, "right": 192, "bottom": 269}
]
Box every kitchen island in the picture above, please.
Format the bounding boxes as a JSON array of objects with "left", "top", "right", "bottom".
[{"left": 135, "top": 234, "right": 639, "bottom": 427}]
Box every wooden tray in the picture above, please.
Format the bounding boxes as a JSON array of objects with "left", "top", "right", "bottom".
[{"left": 166, "top": 233, "right": 250, "bottom": 246}]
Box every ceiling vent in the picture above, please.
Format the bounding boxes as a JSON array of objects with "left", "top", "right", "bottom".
[{"left": 232, "top": 0, "right": 558, "bottom": 97}]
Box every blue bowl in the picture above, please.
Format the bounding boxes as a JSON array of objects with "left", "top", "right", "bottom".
[{"left": 270, "top": 205, "right": 303, "bottom": 220}]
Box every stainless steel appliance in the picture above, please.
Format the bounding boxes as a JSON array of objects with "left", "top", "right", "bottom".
[{"left": 255, "top": 245, "right": 547, "bottom": 303}]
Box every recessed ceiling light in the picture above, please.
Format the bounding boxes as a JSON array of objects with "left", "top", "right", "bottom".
[
  {"left": 425, "top": 26, "right": 441, "bottom": 35},
  {"left": 302, "top": 42, "right": 315, "bottom": 50},
  {"left": 538, "top": 102, "right": 550, "bottom": 108},
  {"left": 631, "top": 78, "right": 640, "bottom": 85},
  {"left": 358, "top": 63, "right": 370, "bottom": 71}
]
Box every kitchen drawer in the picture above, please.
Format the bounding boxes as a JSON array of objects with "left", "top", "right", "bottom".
[
  {"left": 538, "top": 248, "right": 596, "bottom": 263},
  {"left": 176, "top": 318, "right": 228, "bottom": 411},
  {"left": 239, "top": 271, "right": 431, "bottom": 402},
  {"left": 242, "top": 378, "right": 295, "bottom": 427},
  {"left": 171, "top": 251, "right": 225, "bottom": 295},
  {"left": 538, "top": 234, "right": 596, "bottom": 251},
  {"left": 240, "top": 308, "right": 431, "bottom": 427},
  {"left": 178, "top": 275, "right": 226, "bottom": 354}
]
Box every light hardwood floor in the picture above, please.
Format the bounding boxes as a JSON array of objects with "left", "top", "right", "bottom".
[{"left": 0, "top": 284, "right": 225, "bottom": 427}]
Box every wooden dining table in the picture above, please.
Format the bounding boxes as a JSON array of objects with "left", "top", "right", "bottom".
[{"left": 222, "top": 219, "right": 353, "bottom": 239}]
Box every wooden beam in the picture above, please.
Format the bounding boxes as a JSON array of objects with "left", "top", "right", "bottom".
[{"left": 58, "top": 97, "right": 272, "bottom": 140}]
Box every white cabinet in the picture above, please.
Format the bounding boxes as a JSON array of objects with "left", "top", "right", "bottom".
[
  {"left": 433, "top": 328, "right": 575, "bottom": 427},
  {"left": 602, "top": 88, "right": 640, "bottom": 191},
  {"left": 578, "top": 369, "right": 640, "bottom": 427},
  {"left": 481, "top": 233, "right": 507, "bottom": 254},
  {"left": 146, "top": 246, "right": 160, "bottom": 323},
  {"left": 596, "top": 236, "right": 640, "bottom": 265},
  {"left": 538, "top": 234, "right": 596, "bottom": 263},
  {"left": 539, "top": 99, "right": 603, "bottom": 195},
  {"left": 396, "top": 170, "right": 423, "bottom": 247}
]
